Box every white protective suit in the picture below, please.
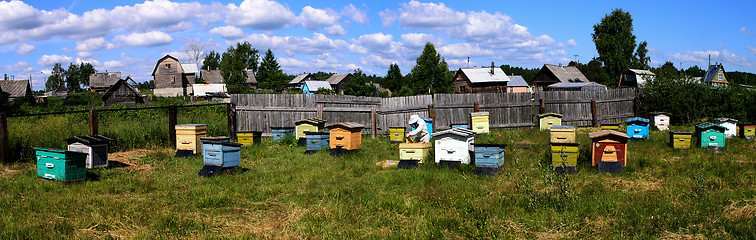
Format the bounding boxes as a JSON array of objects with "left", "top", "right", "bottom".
[{"left": 407, "top": 115, "right": 430, "bottom": 143}]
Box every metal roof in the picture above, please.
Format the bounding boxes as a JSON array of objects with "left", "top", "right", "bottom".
[
  {"left": 64, "top": 135, "right": 113, "bottom": 145},
  {"left": 538, "top": 113, "right": 563, "bottom": 118},
  {"left": 508, "top": 75, "right": 529, "bottom": 87},
  {"left": 547, "top": 82, "right": 607, "bottom": 91},
  {"left": 458, "top": 68, "right": 511, "bottom": 83},
  {"left": 702, "top": 65, "right": 724, "bottom": 83},
  {"left": 326, "top": 73, "right": 352, "bottom": 85},
  {"left": 303, "top": 81, "right": 333, "bottom": 92},
  {"left": 626, "top": 69, "right": 656, "bottom": 76},
  {"left": 289, "top": 73, "right": 312, "bottom": 84},
  {"left": 181, "top": 64, "right": 198, "bottom": 74},
  {"left": 295, "top": 118, "right": 327, "bottom": 125},
  {"left": 588, "top": 130, "right": 629, "bottom": 139}
]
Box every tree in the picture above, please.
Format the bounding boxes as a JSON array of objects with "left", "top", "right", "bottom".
[
  {"left": 256, "top": 49, "right": 287, "bottom": 90},
  {"left": 592, "top": 9, "right": 637, "bottom": 81},
  {"left": 183, "top": 39, "right": 207, "bottom": 71},
  {"left": 383, "top": 63, "right": 403, "bottom": 92},
  {"left": 653, "top": 61, "right": 679, "bottom": 79},
  {"left": 409, "top": 42, "right": 453, "bottom": 94},
  {"left": 343, "top": 69, "right": 377, "bottom": 96},
  {"left": 45, "top": 63, "right": 65, "bottom": 91},
  {"left": 577, "top": 59, "right": 612, "bottom": 84},
  {"left": 683, "top": 66, "right": 706, "bottom": 78},
  {"left": 219, "top": 41, "right": 259, "bottom": 94},
  {"left": 633, "top": 41, "right": 650, "bottom": 69},
  {"left": 203, "top": 50, "right": 221, "bottom": 70},
  {"left": 63, "top": 62, "right": 95, "bottom": 92}
]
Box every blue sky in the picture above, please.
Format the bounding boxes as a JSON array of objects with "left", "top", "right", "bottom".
[{"left": 1, "top": 0, "right": 755, "bottom": 90}]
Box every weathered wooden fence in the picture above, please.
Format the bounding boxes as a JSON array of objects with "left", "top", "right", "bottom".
[
  {"left": 434, "top": 93, "right": 535, "bottom": 130},
  {"left": 536, "top": 88, "right": 637, "bottom": 126}
]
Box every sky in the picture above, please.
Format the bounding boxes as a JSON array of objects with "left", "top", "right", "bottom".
[{"left": 1, "top": 0, "right": 755, "bottom": 91}]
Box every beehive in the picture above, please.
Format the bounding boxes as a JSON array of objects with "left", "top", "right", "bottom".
[
  {"left": 470, "top": 112, "right": 490, "bottom": 134},
  {"left": 271, "top": 127, "right": 294, "bottom": 142},
  {"left": 200, "top": 140, "right": 242, "bottom": 168},
  {"left": 651, "top": 112, "right": 671, "bottom": 131},
  {"left": 588, "top": 130, "right": 629, "bottom": 174},
  {"left": 65, "top": 135, "right": 112, "bottom": 169},
  {"left": 304, "top": 132, "right": 330, "bottom": 154},
  {"left": 538, "top": 113, "right": 563, "bottom": 130},
  {"left": 327, "top": 122, "right": 365, "bottom": 151},
  {"left": 669, "top": 131, "right": 692, "bottom": 149},
  {"left": 236, "top": 131, "right": 262, "bottom": 146},
  {"left": 551, "top": 142, "right": 580, "bottom": 174},
  {"left": 399, "top": 142, "right": 433, "bottom": 167},
  {"left": 473, "top": 143, "right": 506, "bottom": 169},
  {"left": 740, "top": 124, "right": 755, "bottom": 140},
  {"left": 626, "top": 117, "right": 650, "bottom": 140},
  {"left": 35, "top": 147, "right": 88, "bottom": 181},
  {"left": 294, "top": 118, "right": 327, "bottom": 145},
  {"left": 451, "top": 123, "right": 469, "bottom": 129},
  {"left": 695, "top": 123, "right": 726, "bottom": 149},
  {"left": 714, "top": 117, "right": 738, "bottom": 138},
  {"left": 176, "top": 124, "right": 207, "bottom": 154},
  {"left": 549, "top": 126, "right": 575, "bottom": 143},
  {"left": 389, "top": 127, "right": 405, "bottom": 143},
  {"left": 432, "top": 128, "right": 475, "bottom": 165},
  {"left": 601, "top": 123, "right": 621, "bottom": 131}
]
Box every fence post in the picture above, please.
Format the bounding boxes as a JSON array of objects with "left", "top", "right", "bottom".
[
  {"left": 539, "top": 98, "right": 546, "bottom": 113},
  {"left": 474, "top": 102, "right": 480, "bottom": 112},
  {"left": 169, "top": 105, "right": 177, "bottom": 148},
  {"left": 633, "top": 96, "right": 640, "bottom": 117},
  {"left": 0, "top": 112, "right": 9, "bottom": 165},
  {"left": 371, "top": 107, "right": 377, "bottom": 139},
  {"left": 591, "top": 100, "right": 599, "bottom": 127},
  {"left": 227, "top": 103, "right": 236, "bottom": 141},
  {"left": 317, "top": 103, "right": 323, "bottom": 119},
  {"left": 89, "top": 109, "right": 99, "bottom": 136},
  {"left": 428, "top": 104, "right": 435, "bottom": 119}
]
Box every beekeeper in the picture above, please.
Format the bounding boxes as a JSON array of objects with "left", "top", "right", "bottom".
[{"left": 406, "top": 115, "right": 430, "bottom": 143}]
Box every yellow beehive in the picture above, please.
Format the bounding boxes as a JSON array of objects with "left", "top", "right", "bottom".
[
  {"left": 549, "top": 126, "right": 576, "bottom": 143},
  {"left": 399, "top": 142, "right": 432, "bottom": 163},
  {"left": 294, "top": 118, "right": 327, "bottom": 141},
  {"left": 470, "top": 112, "right": 490, "bottom": 134},
  {"left": 389, "top": 127, "right": 405, "bottom": 143},
  {"left": 176, "top": 124, "right": 207, "bottom": 154},
  {"left": 236, "top": 131, "right": 261, "bottom": 146}
]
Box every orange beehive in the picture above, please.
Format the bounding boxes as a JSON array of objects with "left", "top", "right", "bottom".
[{"left": 327, "top": 122, "right": 365, "bottom": 151}]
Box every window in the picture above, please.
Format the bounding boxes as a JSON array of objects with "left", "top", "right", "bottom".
[
  {"left": 165, "top": 63, "right": 171, "bottom": 69},
  {"left": 171, "top": 76, "right": 175, "bottom": 84},
  {"left": 718, "top": 73, "right": 724, "bottom": 81}
]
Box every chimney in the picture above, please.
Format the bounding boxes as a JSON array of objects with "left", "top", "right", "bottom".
[
  {"left": 3, "top": 74, "right": 6, "bottom": 81},
  {"left": 490, "top": 62, "right": 495, "bottom": 75}
]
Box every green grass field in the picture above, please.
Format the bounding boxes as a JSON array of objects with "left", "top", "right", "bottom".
[{"left": 1, "top": 128, "right": 754, "bottom": 239}]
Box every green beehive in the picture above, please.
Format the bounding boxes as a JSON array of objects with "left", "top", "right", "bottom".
[
  {"left": 538, "top": 113, "right": 563, "bottom": 130},
  {"left": 35, "top": 148, "right": 88, "bottom": 181},
  {"left": 695, "top": 123, "right": 726, "bottom": 149}
]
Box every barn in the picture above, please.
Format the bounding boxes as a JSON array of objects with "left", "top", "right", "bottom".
[{"left": 102, "top": 79, "right": 146, "bottom": 106}]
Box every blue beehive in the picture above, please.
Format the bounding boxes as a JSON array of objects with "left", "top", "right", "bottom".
[
  {"left": 410, "top": 117, "right": 433, "bottom": 139},
  {"left": 200, "top": 140, "right": 242, "bottom": 168},
  {"left": 626, "top": 117, "right": 650, "bottom": 140},
  {"left": 271, "top": 127, "right": 295, "bottom": 142},
  {"left": 304, "top": 132, "right": 330, "bottom": 154},
  {"left": 451, "top": 123, "right": 468, "bottom": 129},
  {"left": 35, "top": 148, "right": 88, "bottom": 181},
  {"left": 473, "top": 144, "right": 506, "bottom": 176}
]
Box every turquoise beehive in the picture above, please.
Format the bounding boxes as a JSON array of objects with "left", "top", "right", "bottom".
[{"left": 626, "top": 117, "right": 650, "bottom": 140}]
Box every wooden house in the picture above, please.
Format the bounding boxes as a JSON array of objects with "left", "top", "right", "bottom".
[
  {"left": 45, "top": 84, "right": 69, "bottom": 98},
  {"left": 65, "top": 135, "right": 112, "bottom": 169},
  {"left": 398, "top": 142, "right": 433, "bottom": 168},
  {"left": 236, "top": 131, "right": 261, "bottom": 146},
  {"left": 588, "top": 130, "right": 629, "bottom": 174},
  {"left": 151, "top": 55, "right": 196, "bottom": 97},
  {"left": 102, "top": 79, "right": 145, "bottom": 106},
  {"left": 304, "top": 132, "right": 330, "bottom": 154},
  {"left": 651, "top": 112, "right": 671, "bottom": 131},
  {"left": 473, "top": 143, "right": 507, "bottom": 175},
  {"left": 326, "top": 73, "right": 353, "bottom": 94},
  {"left": 89, "top": 71, "right": 122, "bottom": 93},
  {"left": 0, "top": 79, "right": 33, "bottom": 101},
  {"left": 714, "top": 117, "right": 738, "bottom": 138},
  {"left": 549, "top": 126, "right": 575, "bottom": 143},
  {"left": 175, "top": 124, "right": 207, "bottom": 155},
  {"left": 294, "top": 118, "right": 327, "bottom": 145},
  {"left": 432, "top": 128, "right": 475, "bottom": 166},
  {"left": 327, "top": 122, "right": 364, "bottom": 154},
  {"left": 740, "top": 124, "right": 755, "bottom": 140},
  {"left": 546, "top": 82, "right": 607, "bottom": 91},
  {"left": 470, "top": 112, "right": 490, "bottom": 134},
  {"left": 619, "top": 69, "right": 656, "bottom": 87},
  {"left": 453, "top": 65, "right": 511, "bottom": 93},
  {"left": 695, "top": 122, "right": 726, "bottom": 149},
  {"left": 288, "top": 73, "right": 314, "bottom": 89},
  {"left": 626, "top": 117, "right": 650, "bottom": 140},
  {"left": 35, "top": 147, "right": 88, "bottom": 181},
  {"left": 200, "top": 140, "right": 242, "bottom": 168},
  {"left": 551, "top": 142, "right": 580, "bottom": 174},
  {"left": 539, "top": 113, "right": 563, "bottom": 130},
  {"left": 532, "top": 64, "right": 591, "bottom": 91},
  {"left": 302, "top": 81, "right": 333, "bottom": 94},
  {"left": 389, "top": 127, "right": 405, "bottom": 143},
  {"left": 702, "top": 64, "right": 728, "bottom": 87},
  {"left": 507, "top": 75, "right": 530, "bottom": 93},
  {"left": 669, "top": 131, "right": 693, "bottom": 149}
]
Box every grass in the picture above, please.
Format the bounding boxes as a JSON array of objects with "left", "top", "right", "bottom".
[{"left": 1, "top": 127, "right": 755, "bottom": 239}]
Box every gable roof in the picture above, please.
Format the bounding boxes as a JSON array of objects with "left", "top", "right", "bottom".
[
  {"left": 181, "top": 64, "right": 198, "bottom": 74},
  {"left": 54, "top": 83, "right": 68, "bottom": 93},
  {"left": 543, "top": 64, "right": 590, "bottom": 83},
  {"left": 245, "top": 69, "right": 257, "bottom": 84},
  {"left": 303, "top": 80, "right": 332, "bottom": 92},
  {"left": 703, "top": 64, "right": 727, "bottom": 83},
  {"left": 289, "top": 73, "right": 312, "bottom": 84},
  {"left": 457, "top": 68, "right": 511, "bottom": 83},
  {"left": 626, "top": 69, "right": 656, "bottom": 76},
  {"left": 151, "top": 55, "right": 182, "bottom": 76},
  {"left": 89, "top": 72, "right": 122, "bottom": 89},
  {"left": 507, "top": 75, "right": 529, "bottom": 87},
  {"left": 0, "top": 79, "right": 31, "bottom": 97},
  {"left": 102, "top": 79, "right": 143, "bottom": 103},
  {"left": 327, "top": 73, "right": 352, "bottom": 85},
  {"left": 201, "top": 69, "right": 223, "bottom": 83}
]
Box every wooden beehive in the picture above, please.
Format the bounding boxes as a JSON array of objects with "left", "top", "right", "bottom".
[
  {"left": 714, "top": 117, "right": 738, "bottom": 138},
  {"left": 549, "top": 126, "right": 575, "bottom": 143},
  {"left": 389, "top": 127, "right": 405, "bottom": 143},
  {"left": 35, "top": 147, "right": 88, "bottom": 181},
  {"left": 669, "top": 131, "right": 692, "bottom": 149},
  {"left": 271, "top": 127, "right": 294, "bottom": 142},
  {"left": 589, "top": 130, "right": 629, "bottom": 173},
  {"left": 294, "top": 118, "right": 327, "bottom": 142},
  {"left": 236, "top": 131, "right": 262, "bottom": 146},
  {"left": 473, "top": 143, "right": 506, "bottom": 169},
  {"left": 551, "top": 142, "right": 580, "bottom": 173},
  {"left": 200, "top": 140, "right": 242, "bottom": 168},
  {"left": 65, "top": 135, "right": 112, "bottom": 169},
  {"left": 175, "top": 124, "right": 207, "bottom": 154},
  {"left": 626, "top": 117, "right": 650, "bottom": 140},
  {"left": 399, "top": 142, "right": 433, "bottom": 163},
  {"left": 305, "top": 132, "right": 330, "bottom": 153},
  {"left": 538, "top": 113, "right": 563, "bottom": 130},
  {"left": 600, "top": 123, "right": 621, "bottom": 131},
  {"left": 740, "top": 124, "right": 755, "bottom": 140},
  {"left": 470, "top": 112, "right": 490, "bottom": 134},
  {"left": 651, "top": 112, "right": 671, "bottom": 131},
  {"left": 451, "top": 123, "right": 469, "bottom": 129},
  {"left": 695, "top": 123, "right": 726, "bottom": 148},
  {"left": 432, "top": 128, "right": 475, "bottom": 165},
  {"left": 327, "top": 122, "right": 365, "bottom": 151}
]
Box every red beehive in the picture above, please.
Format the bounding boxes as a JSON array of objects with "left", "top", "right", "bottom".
[{"left": 588, "top": 130, "right": 630, "bottom": 167}]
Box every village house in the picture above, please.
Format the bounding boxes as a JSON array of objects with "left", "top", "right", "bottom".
[
  {"left": 288, "top": 73, "right": 315, "bottom": 89},
  {"left": 507, "top": 75, "right": 530, "bottom": 93},
  {"left": 89, "top": 71, "right": 122, "bottom": 93},
  {"left": 546, "top": 82, "right": 607, "bottom": 91},
  {"left": 453, "top": 64, "right": 511, "bottom": 93},
  {"left": 532, "top": 64, "right": 591, "bottom": 91},
  {"left": 702, "top": 63, "right": 728, "bottom": 87},
  {"left": 197, "top": 69, "right": 257, "bottom": 93},
  {"left": 44, "top": 84, "right": 69, "bottom": 98},
  {"left": 301, "top": 80, "right": 333, "bottom": 94},
  {"left": 151, "top": 55, "right": 197, "bottom": 97},
  {"left": 326, "top": 73, "right": 353, "bottom": 94},
  {"left": 619, "top": 69, "right": 656, "bottom": 87},
  {"left": 102, "top": 79, "right": 146, "bottom": 106},
  {"left": 0, "top": 77, "right": 33, "bottom": 101}
]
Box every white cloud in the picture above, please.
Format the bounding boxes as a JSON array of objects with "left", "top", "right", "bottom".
[
  {"left": 350, "top": 33, "right": 402, "bottom": 57},
  {"left": 378, "top": 9, "right": 397, "bottom": 28},
  {"left": 298, "top": 6, "right": 340, "bottom": 30},
  {"left": 341, "top": 4, "right": 367, "bottom": 24},
  {"left": 239, "top": 33, "right": 348, "bottom": 55},
  {"left": 77, "top": 52, "right": 93, "bottom": 58},
  {"left": 566, "top": 39, "right": 577, "bottom": 47},
  {"left": 37, "top": 54, "right": 73, "bottom": 66},
  {"left": 16, "top": 43, "right": 35, "bottom": 55},
  {"left": 209, "top": 26, "right": 245, "bottom": 39},
  {"left": 75, "top": 37, "right": 114, "bottom": 51},
  {"left": 226, "top": 0, "right": 295, "bottom": 30},
  {"left": 103, "top": 60, "right": 126, "bottom": 69},
  {"left": 748, "top": 46, "right": 756, "bottom": 56},
  {"left": 549, "top": 49, "right": 567, "bottom": 56},
  {"left": 740, "top": 26, "right": 752, "bottom": 36},
  {"left": 360, "top": 55, "right": 398, "bottom": 68},
  {"left": 2, "top": 61, "right": 34, "bottom": 73},
  {"left": 401, "top": 33, "right": 439, "bottom": 48},
  {"left": 438, "top": 43, "right": 494, "bottom": 58},
  {"left": 665, "top": 49, "right": 755, "bottom": 68},
  {"left": 0, "top": 0, "right": 43, "bottom": 31},
  {"left": 75, "top": 58, "right": 100, "bottom": 66},
  {"left": 399, "top": 1, "right": 466, "bottom": 29},
  {"left": 325, "top": 25, "right": 346, "bottom": 36},
  {"left": 114, "top": 31, "right": 173, "bottom": 47}
]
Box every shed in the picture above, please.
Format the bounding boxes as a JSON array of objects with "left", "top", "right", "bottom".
[
  {"left": 453, "top": 65, "right": 511, "bottom": 93},
  {"left": 669, "top": 131, "right": 693, "bottom": 149},
  {"left": 619, "top": 69, "right": 656, "bottom": 87},
  {"left": 532, "top": 64, "right": 591, "bottom": 91},
  {"left": 740, "top": 123, "right": 755, "bottom": 140},
  {"left": 102, "top": 79, "right": 145, "bottom": 106},
  {"left": 702, "top": 64, "right": 728, "bottom": 87},
  {"left": 695, "top": 123, "right": 726, "bottom": 149},
  {"left": 539, "top": 113, "right": 563, "bottom": 130},
  {"left": 302, "top": 81, "right": 333, "bottom": 94},
  {"left": 326, "top": 73, "right": 353, "bottom": 94},
  {"left": 546, "top": 82, "right": 607, "bottom": 91},
  {"left": 432, "top": 128, "right": 475, "bottom": 166},
  {"left": 327, "top": 122, "right": 365, "bottom": 152},
  {"left": 551, "top": 142, "right": 580, "bottom": 174},
  {"left": 470, "top": 112, "right": 490, "bottom": 134},
  {"left": 65, "top": 135, "right": 113, "bottom": 169},
  {"left": 34, "top": 147, "right": 88, "bottom": 181},
  {"left": 650, "top": 112, "right": 671, "bottom": 131},
  {"left": 713, "top": 117, "right": 738, "bottom": 138},
  {"left": 200, "top": 69, "right": 224, "bottom": 83},
  {"left": 589, "top": 130, "right": 629, "bottom": 174},
  {"left": 626, "top": 117, "right": 650, "bottom": 140},
  {"left": 45, "top": 84, "right": 69, "bottom": 98},
  {"left": 549, "top": 125, "right": 575, "bottom": 143},
  {"left": 192, "top": 83, "right": 227, "bottom": 97},
  {"left": 89, "top": 71, "right": 122, "bottom": 92},
  {"left": 175, "top": 124, "right": 207, "bottom": 155},
  {"left": 294, "top": 118, "right": 327, "bottom": 144}
]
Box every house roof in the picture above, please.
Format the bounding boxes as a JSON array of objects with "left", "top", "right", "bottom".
[
  {"left": 547, "top": 82, "right": 606, "bottom": 90},
  {"left": 542, "top": 64, "right": 590, "bottom": 83},
  {"left": 102, "top": 79, "right": 143, "bottom": 102},
  {"left": 695, "top": 122, "right": 726, "bottom": 131},
  {"left": 457, "top": 68, "right": 511, "bottom": 83},
  {"left": 326, "top": 73, "right": 352, "bottom": 85},
  {"left": 431, "top": 128, "right": 475, "bottom": 138},
  {"left": 89, "top": 72, "right": 122, "bottom": 88},
  {"left": 303, "top": 80, "right": 332, "bottom": 92},
  {"left": 326, "top": 122, "right": 365, "bottom": 130},
  {"left": 289, "top": 73, "right": 312, "bottom": 84},
  {"left": 245, "top": 69, "right": 257, "bottom": 84},
  {"left": 703, "top": 65, "right": 726, "bottom": 83},
  {"left": 151, "top": 55, "right": 182, "bottom": 76},
  {"left": 626, "top": 69, "right": 656, "bottom": 76},
  {"left": 181, "top": 64, "right": 198, "bottom": 74},
  {"left": 54, "top": 83, "right": 68, "bottom": 93},
  {"left": 626, "top": 117, "right": 650, "bottom": 123},
  {"left": 0, "top": 79, "right": 31, "bottom": 97},
  {"left": 588, "top": 130, "right": 629, "bottom": 139},
  {"left": 508, "top": 75, "right": 529, "bottom": 87},
  {"left": 201, "top": 69, "right": 223, "bottom": 83}
]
